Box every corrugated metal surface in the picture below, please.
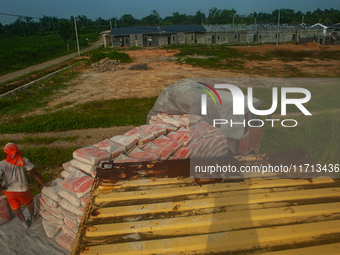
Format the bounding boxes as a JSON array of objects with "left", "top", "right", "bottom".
[{"left": 71, "top": 153, "right": 340, "bottom": 255}]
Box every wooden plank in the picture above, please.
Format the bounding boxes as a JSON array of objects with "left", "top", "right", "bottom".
[
  {"left": 86, "top": 202, "right": 340, "bottom": 238},
  {"left": 93, "top": 187, "right": 340, "bottom": 218},
  {"left": 258, "top": 242, "right": 340, "bottom": 255},
  {"left": 94, "top": 178, "right": 336, "bottom": 204},
  {"left": 80, "top": 219, "right": 340, "bottom": 255}
]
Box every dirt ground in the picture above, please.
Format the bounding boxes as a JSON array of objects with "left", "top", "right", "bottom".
[{"left": 3, "top": 42, "right": 340, "bottom": 148}]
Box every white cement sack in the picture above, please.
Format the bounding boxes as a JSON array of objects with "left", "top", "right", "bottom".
[
  {"left": 157, "top": 113, "right": 173, "bottom": 120},
  {"left": 60, "top": 207, "right": 78, "bottom": 223},
  {"left": 124, "top": 127, "right": 155, "bottom": 146},
  {"left": 55, "top": 230, "right": 75, "bottom": 251},
  {"left": 92, "top": 139, "right": 126, "bottom": 158},
  {"left": 149, "top": 120, "right": 177, "bottom": 132},
  {"left": 42, "top": 218, "right": 62, "bottom": 239},
  {"left": 128, "top": 147, "right": 160, "bottom": 161},
  {"left": 62, "top": 223, "right": 76, "bottom": 239},
  {"left": 34, "top": 194, "right": 45, "bottom": 213},
  {"left": 61, "top": 175, "right": 94, "bottom": 199},
  {"left": 58, "top": 190, "right": 81, "bottom": 208},
  {"left": 73, "top": 146, "right": 111, "bottom": 165},
  {"left": 44, "top": 204, "right": 63, "bottom": 220},
  {"left": 139, "top": 125, "right": 166, "bottom": 137},
  {"left": 114, "top": 154, "right": 143, "bottom": 163},
  {"left": 76, "top": 216, "right": 82, "bottom": 225},
  {"left": 62, "top": 161, "right": 73, "bottom": 174},
  {"left": 70, "top": 159, "right": 97, "bottom": 175},
  {"left": 196, "top": 121, "right": 219, "bottom": 133},
  {"left": 61, "top": 170, "right": 70, "bottom": 179},
  {"left": 40, "top": 210, "right": 64, "bottom": 225},
  {"left": 167, "top": 132, "right": 191, "bottom": 146},
  {"left": 81, "top": 193, "right": 89, "bottom": 207},
  {"left": 172, "top": 147, "right": 190, "bottom": 159},
  {"left": 64, "top": 216, "right": 79, "bottom": 235},
  {"left": 41, "top": 178, "right": 63, "bottom": 202},
  {"left": 60, "top": 199, "right": 84, "bottom": 216},
  {"left": 109, "top": 135, "right": 139, "bottom": 150},
  {"left": 143, "top": 142, "right": 173, "bottom": 160},
  {"left": 163, "top": 118, "right": 187, "bottom": 128},
  {"left": 41, "top": 193, "right": 59, "bottom": 208},
  {"left": 62, "top": 161, "right": 80, "bottom": 174},
  {"left": 152, "top": 135, "right": 182, "bottom": 151}
]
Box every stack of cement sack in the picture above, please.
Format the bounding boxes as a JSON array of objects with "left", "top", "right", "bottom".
[
  {"left": 35, "top": 113, "right": 228, "bottom": 251},
  {"left": 34, "top": 170, "right": 93, "bottom": 251}
]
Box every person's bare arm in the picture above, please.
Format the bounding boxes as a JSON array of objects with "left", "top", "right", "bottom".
[{"left": 28, "top": 168, "right": 46, "bottom": 187}]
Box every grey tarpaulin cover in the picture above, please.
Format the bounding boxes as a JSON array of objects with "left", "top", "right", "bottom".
[
  {"left": 0, "top": 208, "right": 68, "bottom": 255},
  {"left": 147, "top": 78, "right": 261, "bottom": 140}
]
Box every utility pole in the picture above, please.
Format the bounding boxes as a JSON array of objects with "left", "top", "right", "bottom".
[
  {"left": 110, "top": 20, "right": 112, "bottom": 30},
  {"left": 73, "top": 15, "right": 80, "bottom": 56},
  {"left": 233, "top": 12, "right": 236, "bottom": 28},
  {"left": 276, "top": 10, "right": 280, "bottom": 49},
  {"left": 115, "top": 19, "right": 117, "bottom": 28},
  {"left": 302, "top": 16, "right": 304, "bottom": 24}
]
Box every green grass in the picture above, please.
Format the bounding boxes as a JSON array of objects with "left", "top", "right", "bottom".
[
  {"left": 261, "top": 112, "right": 340, "bottom": 168},
  {"left": 164, "top": 44, "right": 340, "bottom": 72},
  {"left": 0, "top": 34, "right": 90, "bottom": 76},
  {"left": 0, "top": 97, "right": 157, "bottom": 133},
  {"left": 0, "top": 146, "right": 78, "bottom": 196},
  {"left": 0, "top": 70, "right": 79, "bottom": 116}
]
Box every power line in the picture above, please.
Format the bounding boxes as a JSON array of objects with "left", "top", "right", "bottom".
[{"left": 0, "top": 12, "right": 41, "bottom": 20}]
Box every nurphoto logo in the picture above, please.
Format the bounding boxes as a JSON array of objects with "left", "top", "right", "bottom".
[{"left": 199, "top": 84, "right": 312, "bottom": 128}]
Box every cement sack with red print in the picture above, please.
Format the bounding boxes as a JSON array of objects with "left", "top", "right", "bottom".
[
  {"left": 92, "top": 139, "right": 126, "bottom": 158},
  {"left": 62, "top": 161, "right": 77, "bottom": 174},
  {"left": 64, "top": 216, "right": 79, "bottom": 235},
  {"left": 70, "top": 159, "right": 97, "bottom": 175},
  {"left": 42, "top": 218, "right": 62, "bottom": 239},
  {"left": 58, "top": 189, "right": 81, "bottom": 208},
  {"left": 34, "top": 194, "right": 46, "bottom": 213},
  {"left": 61, "top": 174, "right": 94, "bottom": 199},
  {"left": 73, "top": 146, "right": 111, "bottom": 165},
  {"left": 60, "top": 199, "right": 84, "bottom": 216},
  {"left": 40, "top": 193, "right": 59, "bottom": 208},
  {"left": 0, "top": 195, "right": 13, "bottom": 225},
  {"left": 81, "top": 193, "right": 89, "bottom": 207},
  {"left": 40, "top": 210, "right": 64, "bottom": 225},
  {"left": 109, "top": 135, "right": 139, "bottom": 150},
  {"left": 55, "top": 230, "right": 75, "bottom": 251},
  {"left": 62, "top": 223, "right": 76, "bottom": 239},
  {"left": 41, "top": 178, "right": 63, "bottom": 202}
]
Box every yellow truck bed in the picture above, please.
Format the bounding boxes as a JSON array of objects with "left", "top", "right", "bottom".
[{"left": 71, "top": 151, "right": 340, "bottom": 254}]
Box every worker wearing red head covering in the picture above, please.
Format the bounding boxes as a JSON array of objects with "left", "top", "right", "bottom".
[{"left": 0, "top": 143, "right": 47, "bottom": 228}]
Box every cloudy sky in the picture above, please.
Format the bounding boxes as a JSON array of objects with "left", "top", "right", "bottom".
[{"left": 1, "top": 0, "right": 339, "bottom": 24}]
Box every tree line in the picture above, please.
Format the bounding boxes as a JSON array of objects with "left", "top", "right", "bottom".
[{"left": 0, "top": 7, "right": 338, "bottom": 40}]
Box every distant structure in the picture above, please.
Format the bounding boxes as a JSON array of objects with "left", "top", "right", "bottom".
[{"left": 101, "top": 23, "right": 339, "bottom": 47}]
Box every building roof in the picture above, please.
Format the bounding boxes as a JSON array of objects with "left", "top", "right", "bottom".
[{"left": 111, "top": 25, "right": 206, "bottom": 36}]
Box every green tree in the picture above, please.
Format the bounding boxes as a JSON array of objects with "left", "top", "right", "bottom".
[
  {"left": 171, "top": 12, "right": 188, "bottom": 25},
  {"left": 141, "top": 10, "right": 161, "bottom": 26},
  {"left": 120, "top": 14, "right": 138, "bottom": 26},
  {"left": 57, "top": 18, "right": 73, "bottom": 50},
  {"left": 193, "top": 11, "right": 206, "bottom": 25}
]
